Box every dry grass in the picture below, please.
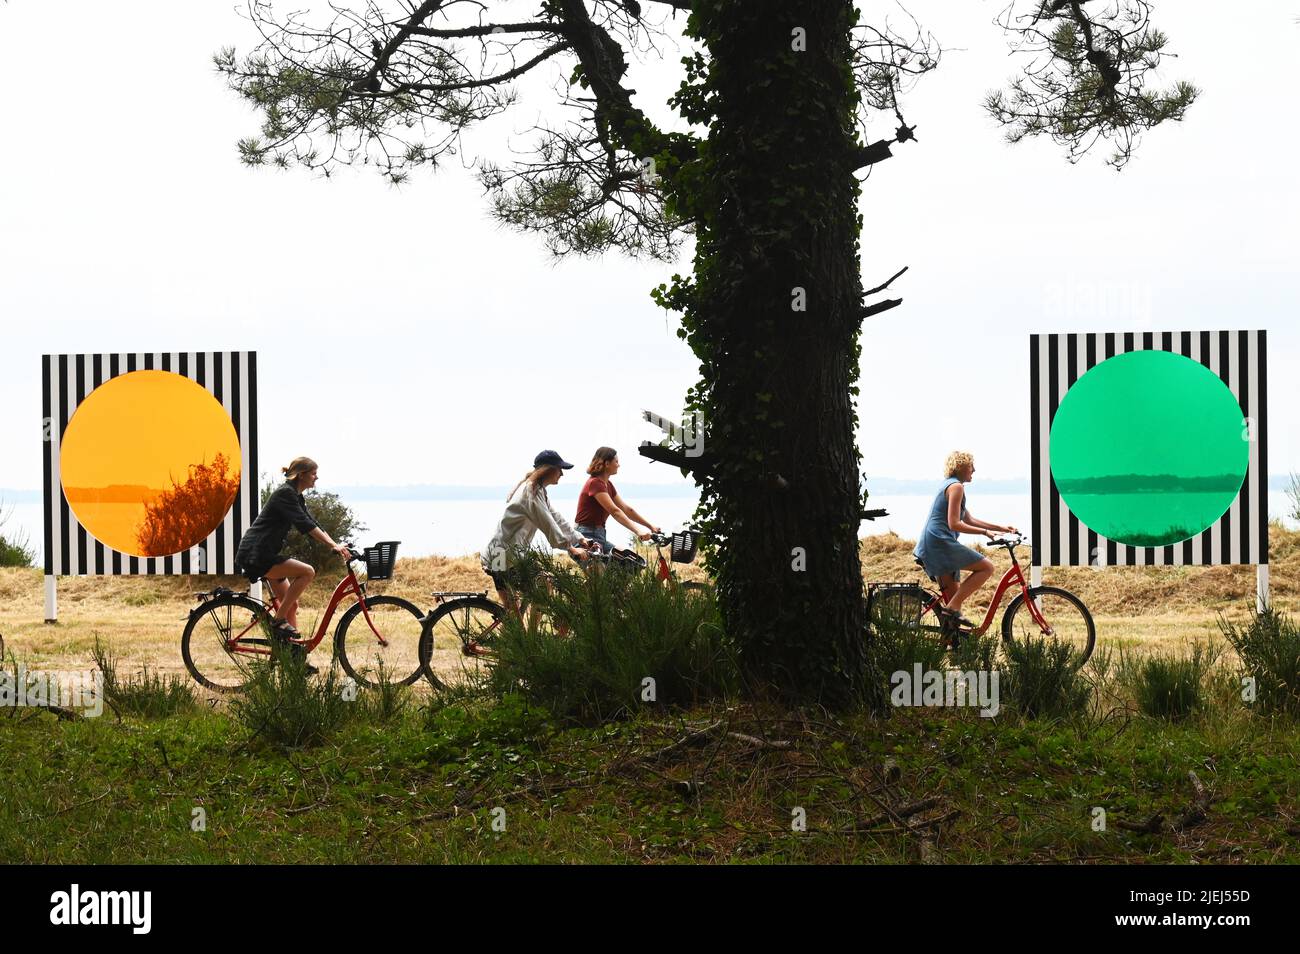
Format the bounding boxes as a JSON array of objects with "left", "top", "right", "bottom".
[{"left": 1, "top": 529, "right": 1294, "bottom": 683}]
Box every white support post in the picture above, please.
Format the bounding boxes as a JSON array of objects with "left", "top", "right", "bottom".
[
  {"left": 43, "top": 575, "right": 58, "bottom": 623},
  {"left": 1030, "top": 565, "right": 1042, "bottom": 588},
  {"left": 250, "top": 579, "right": 263, "bottom": 603},
  {"left": 1257, "top": 565, "right": 1270, "bottom": 613}
]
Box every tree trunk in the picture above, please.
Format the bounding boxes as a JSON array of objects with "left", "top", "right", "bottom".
[{"left": 691, "top": 0, "right": 868, "bottom": 706}]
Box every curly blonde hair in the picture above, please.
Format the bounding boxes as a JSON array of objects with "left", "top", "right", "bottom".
[{"left": 944, "top": 451, "right": 974, "bottom": 478}]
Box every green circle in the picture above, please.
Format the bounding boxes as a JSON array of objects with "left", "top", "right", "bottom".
[{"left": 1049, "top": 350, "right": 1248, "bottom": 548}]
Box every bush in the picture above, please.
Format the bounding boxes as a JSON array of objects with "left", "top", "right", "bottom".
[
  {"left": 1001, "top": 635, "right": 1091, "bottom": 721},
  {"left": 92, "top": 639, "right": 198, "bottom": 719},
  {"left": 1220, "top": 607, "right": 1300, "bottom": 717},
  {"left": 352, "top": 657, "right": 412, "bottom": 725},
  {"left": 0, "top": 502, "right": 35, "bottom": 568},
  {"left": 862, "top": 593, "right": 1002, "bottom": 715},
  {"left": 1118, "top": 642, "right": 1217, "bottom": 721},
  {"left": 1288, "top": 472, "right": 1300, "bottom": 523},
  {"left": 863, "top": 602, "right": 949, "bottom": 715},
  {"left": 230, "top": 645, "right": 413, "bottom": 746},
  {"left": 484, "top": 551, "right": 736, "bottom": 722},
  {"left": 231, "top": 645, "right": 353, "bottom": 747},
  {"left": 259, "top": 479, "right": 366, "bottom": 573}
]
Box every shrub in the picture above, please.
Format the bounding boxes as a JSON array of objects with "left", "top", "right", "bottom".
[
  {"left": 0, "top": 502, "right": 35, "bottom": 568},
  {"left": 484, "top": 551, "right": 736, "bottom": 722},
  {"left": 259, "top": 478, "right": 366, "bottom": 573},
  {"left": 351, "top": 657, "right": 412, "bottom": 725},
  {"left": 1219, "top": 607, "right": 1300, "bottom": 717},
  {"left": 1000, "top": 635, "right": 1092, "bottom": 721},
  {"left": 1118, "top": 641, "right": 1217, "bottom": 721},
  {"left": 230, "top": 645, "right": 354, "bottom": 747},
  {"left": 863, "top": 601, "right": 949, "bottom": 715},
  {"left": 92, "top": 639, "right": 198, "bottom": 719},
  {"left": 1288, "top": 472, "right": 1300, "bottom": 523},
  {"left": 230, "top": 645, "right": 414, "bottom": 746}
]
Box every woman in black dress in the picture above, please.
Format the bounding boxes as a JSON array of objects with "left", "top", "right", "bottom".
[{"left": 235, "top": 457, "right": 350, "bottom": 638}]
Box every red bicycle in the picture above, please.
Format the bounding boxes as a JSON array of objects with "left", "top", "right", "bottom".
[
  {"left": 417, "top": 530, "right": 708, "bottom": 690},
  {"left": 181, "top": 542, "right": 425, "bottom": 692},
  {"left": 867, "top": 533, "right": 1095, "bottom": 665}
]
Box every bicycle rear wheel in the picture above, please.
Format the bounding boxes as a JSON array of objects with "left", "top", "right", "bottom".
[
  {"left": 418, "top": 595, "right": 508, "bottom": 690},
  {"left": 867, "top": 585, "right": 945, "bottom": 639},
  {"left": 1001, "top": 585, "right": 1095, "bottom": 667},
  {"left": 334, "top": 595, "right": 426, "bottom": 688},
  {"left": 181, "top": 593, "right": 274, "bottom": 692}
]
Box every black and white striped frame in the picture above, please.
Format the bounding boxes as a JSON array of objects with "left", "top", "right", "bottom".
[
  {"left": 42, "top": 352, "right": 260, "bottom": 579},
  {"left": 1030, "top": 331, "right": 1268, "bottom": 570}
]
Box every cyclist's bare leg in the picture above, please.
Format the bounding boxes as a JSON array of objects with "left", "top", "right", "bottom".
[
  {"left": 945, "top": 558, "right": 994, "bottom": 612},
  {"left": 937, "top": 574, "right": 958, "bottom": 604},
  {"left": 495, "top": 583, "right": 521, "bottom": 620},
  {"left": 267, "top": 577, "right": 291, "bottom": 625},
  {"left": 265, "top": 559, "right": 314, "bottom": 628}
]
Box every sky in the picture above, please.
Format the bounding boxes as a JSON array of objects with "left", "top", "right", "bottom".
[{"left": 0, "top": 0, "right": 1296, "bottom": 497}]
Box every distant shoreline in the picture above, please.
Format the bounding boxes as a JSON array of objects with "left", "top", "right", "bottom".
[{"left": 1, "top": 474, "right": 1295, "bottom": 503}]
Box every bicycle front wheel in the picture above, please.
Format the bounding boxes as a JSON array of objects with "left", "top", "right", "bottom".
[
  {"left": 419, "top": 596, "right": 507, "bottom": 690},
  {"left": 1001, "top": 585, "right": 1095, "bottom": 667},
  {"left": 181, "top": 593, "right": 274, "bottom": 692},
  {"left": 334, "top": 595, "right": 427, "bottom": 688}
]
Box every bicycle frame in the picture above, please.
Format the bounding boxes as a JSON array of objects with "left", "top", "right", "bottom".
[
  {"left": 221, "top": 562, "right": 386, "bottom": 657},
  {"left": 920, "top": 547, "right": 1051, "bottom": 637}
]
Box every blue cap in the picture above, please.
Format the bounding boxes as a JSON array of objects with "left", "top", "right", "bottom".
[{"left": 534, "top": 450, "right": 574, "bottom": 470}]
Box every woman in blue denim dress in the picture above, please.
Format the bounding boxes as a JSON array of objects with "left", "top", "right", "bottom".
[{"left": 914, "top": 451, "right": 1018, "bottom": 629}]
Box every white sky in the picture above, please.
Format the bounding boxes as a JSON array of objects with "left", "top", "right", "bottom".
[{"left": 1, "top": 0, "right": 1296, "bottom": 493}]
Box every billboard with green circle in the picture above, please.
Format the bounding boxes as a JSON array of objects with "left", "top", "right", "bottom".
[{"left": 1049, "top": 350, "right": 1249, "bottom": 548}]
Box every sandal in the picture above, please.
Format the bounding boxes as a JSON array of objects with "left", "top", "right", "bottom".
[
  {"left": 270, "top": 618, "right": 301, "bottom": 640},
  {"left": 935, "top": 604, "right": 975, "bottom": 631}
]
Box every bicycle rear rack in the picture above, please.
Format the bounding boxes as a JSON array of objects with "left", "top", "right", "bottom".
[
  {"left": 430, "top": 590, "right": 488, "bottom": 603},
  {"left": 865, "top": 581, "right": 927, "bottom": 615}
]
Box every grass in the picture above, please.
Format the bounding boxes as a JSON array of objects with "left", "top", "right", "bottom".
[
  {"left": 3, "top": 690, "right": 1299, "bottom": 864},
  {"left": 92, "top": 638, "right": 198, "bottom": 720},
  {"left": 1, "top": 531, "right": 1297, "bottom": 863}
]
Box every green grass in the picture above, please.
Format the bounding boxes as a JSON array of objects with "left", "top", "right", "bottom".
[
  {"left": 93, "top": 638, "right": 199, "bottom": 720},
  {"left": 3, "top": 686, "right": 1299, "bottom": 863}
]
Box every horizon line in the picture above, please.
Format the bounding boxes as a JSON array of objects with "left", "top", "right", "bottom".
[{"left": 2, "top": 474, "right": 1295, "bottom": 502}]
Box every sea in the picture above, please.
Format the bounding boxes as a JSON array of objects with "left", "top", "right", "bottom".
[{"left": 3, "top": 488, "right": 1295, "bottom": 563}]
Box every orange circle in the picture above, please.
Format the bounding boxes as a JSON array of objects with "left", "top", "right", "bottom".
[{"left": 60, "top": 370, "right": 242, "bottom": 557}]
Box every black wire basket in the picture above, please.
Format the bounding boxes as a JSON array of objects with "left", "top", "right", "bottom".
[
  {"left": 670, "top": 531, "right": 700, "bottom": 564},
  {"left": 363, "top": 541, "right": 400, "bottom": 580}
]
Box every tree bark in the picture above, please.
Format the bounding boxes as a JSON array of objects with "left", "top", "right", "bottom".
[{"left": 692, "top": 0, "right": 868, "bottom": 706}]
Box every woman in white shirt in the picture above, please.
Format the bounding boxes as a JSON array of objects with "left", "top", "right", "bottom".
[{"left": 482, "top": 450, "right": 595, "bottom": 611}]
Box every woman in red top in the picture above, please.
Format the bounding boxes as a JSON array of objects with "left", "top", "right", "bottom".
[{"left": 574, "top": 447, "right": 661, "bottom": 553}]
